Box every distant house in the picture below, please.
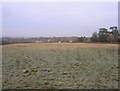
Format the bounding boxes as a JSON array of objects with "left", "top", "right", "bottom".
[
  {"left": 69, "top": 40, "right": 72, "bottom": 43},
  {"left": 48, "top": 39, "right": 51, "bottom": 42},
  {"left": 58, "top": 41, "right": 61, "bottom": 43}
]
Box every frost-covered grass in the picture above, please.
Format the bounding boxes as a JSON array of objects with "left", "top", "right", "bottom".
[{"left": 2, "top": 43, "right": 118, "bottom": 89}]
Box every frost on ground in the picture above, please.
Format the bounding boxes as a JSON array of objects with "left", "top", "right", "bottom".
[{"left": 2, "top": 43, "right": 118, "bottom": 89}]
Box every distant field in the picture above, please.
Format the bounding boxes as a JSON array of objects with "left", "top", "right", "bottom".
[{"left": 2, "top": 43, "right": 118, "bottom": 89}]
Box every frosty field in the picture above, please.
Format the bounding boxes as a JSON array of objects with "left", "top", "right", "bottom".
[{"left": 2, "top": 43, "right": 118, "bottom": 89}]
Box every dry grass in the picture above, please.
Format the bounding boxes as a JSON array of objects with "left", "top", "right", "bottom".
[{"left": 2, "top": 43, "right": 118, "bottom": 89}]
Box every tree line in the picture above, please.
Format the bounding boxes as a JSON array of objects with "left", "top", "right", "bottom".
[
  {"left": 90, "top": 26, "right": 119, "bottom": 43},
  {"left": 1, "top": 26, "right": 119, "bottom": 45}
]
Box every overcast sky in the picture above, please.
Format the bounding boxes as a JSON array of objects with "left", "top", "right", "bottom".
[{"left": 2, "top": 2, "right": 118, "bottom": 37}]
